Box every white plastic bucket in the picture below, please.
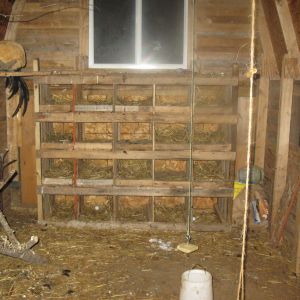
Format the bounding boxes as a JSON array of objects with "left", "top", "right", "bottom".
[{"left": 179, "top": 269, "right": 213, "bottom": 300}]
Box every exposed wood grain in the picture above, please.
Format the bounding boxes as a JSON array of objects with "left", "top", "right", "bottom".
[
  {"left": 38, "top": 184, "right": 233, "bottom": 198},
  {"left": 33, "top": 60, "right": 43, "bottom": 220},
  {"left": 255, "top": 77, "right": 270, "bottom": 168},
  {"left": 271, "top": 77, "right": 294, "bottom": 231},
  {"left": 275, "top": 0, "right": 300, "bottom": 56},
  {"left": 258, "top": 1, "right": 280, "bottom": 78},
  {"left": 38, "top": 149, "right": 236, "bottom": 161},
  {"left": 261, "top": 0, "right": 288, "bottom": 75}
]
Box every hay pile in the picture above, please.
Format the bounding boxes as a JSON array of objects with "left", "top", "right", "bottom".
[
  {"left": 50, "top": 92, "right": 72, "bottom": 104},
  {"left": 84, "top": 94, "right": 113, "bottom": 105},
  {"left": 117, "top": 95, "right": 152, "bottom": 106},
  {"left": 155, "top": 160, "right": 187, "bottom": 181},
  {"left": 193, "top": 160, "right": 224, "bottom": 181},
  {"left": 44, "top": 159, "right": 73, "bottom": 178},
  {"left": 50, "top": 196, "right": 74, "bottom": 220},
  {"left": 155, "top": 124, "right": 189, "bottom": 144},
  {"left": 79, "top": 160, "right": 113, "bottom": 180},
  {"left": 83, "top": 123, "right": 113, "bottom": 142},
  {"left": 193, "top": 124, "right": 226, "bottom": 144},
  {"left": 156, "top": 95, "right": 188, "bottom": 106},
  {"left": 118, "top": 197, "right": 149, "bottom": 222},
  {"left": 117, "top": 160, "right": 152, "bottom": 180},
  {"left": 155, "top": 203, "right": 185, "bottom": 223},
  {"left": 120, "top": 123, "right": 152, "bottom": 143},
  {"left": 80, "top": 196, "right": 112, "bottom": 221}
]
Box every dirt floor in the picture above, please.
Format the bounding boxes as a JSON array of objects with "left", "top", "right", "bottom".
[{"left": 0, "top": 209, "right": 299, "bottom": 300}]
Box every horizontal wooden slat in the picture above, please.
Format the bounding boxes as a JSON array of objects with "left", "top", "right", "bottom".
[
  {"left": 39, "top": 104, "right": 235, "bottom": 114},
  {"left": 0, "top": 70, "right": 238, "bottom": 85},
  {"left": 38, "top": 184, "right": 233, "bottom": 197},
  {"left": 41, "top": 142, "right": 113, "bottom": 151},
  {"left": 38, "top": 149, "right": 236, "bottom": 160},
  {"left": 35, "top": 112, "right": 238, "bottom": 124}
]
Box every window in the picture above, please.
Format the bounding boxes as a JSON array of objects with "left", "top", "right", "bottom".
[{"left": 89, "top": 0, "right": 188, "bottom": 69}]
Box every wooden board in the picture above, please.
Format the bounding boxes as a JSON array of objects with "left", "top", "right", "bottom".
[
  {"left": 20, "top": 90, "right": 37, "bottom": 206},
  {"left": 38, "top": 149, "right": 236, "bottom": 161},
  {"left": 271, "top": 78, "right": 294, "bottom": 230},
  {"left": 38, "top": 184, "right": 233, "bottom": 198},
  {"left": 254, "top": 77, "right": 270, "bottom": 168}
]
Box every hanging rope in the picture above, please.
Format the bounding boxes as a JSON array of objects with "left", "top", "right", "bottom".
[{"left": 236, "top": 0, "right": 257, "bottom": 299}]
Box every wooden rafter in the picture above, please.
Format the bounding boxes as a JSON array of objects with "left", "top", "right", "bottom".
[
  {"left": 275, "top": 0, "right": 300, "bottom": 56},
  {"left": 260, "top": 0, "right": 288, "bottom": 75},
  {"left": 258, "top": 1, "right": 280, "bottom": 78}
]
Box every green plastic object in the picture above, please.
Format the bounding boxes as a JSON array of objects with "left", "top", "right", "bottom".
[{"left": 238, "top": 166, "right": 263, "bottom": 184}]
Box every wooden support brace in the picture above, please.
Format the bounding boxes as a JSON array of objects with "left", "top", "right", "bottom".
[{"left": 271, "top": 75, "right": 294, "bottom": 233}]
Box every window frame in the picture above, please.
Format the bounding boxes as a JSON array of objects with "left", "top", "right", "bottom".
[{"left": 88, "top": 0, "right": 188, "bottom": 70}]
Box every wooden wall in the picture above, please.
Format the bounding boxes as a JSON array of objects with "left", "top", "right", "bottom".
[
  {"left": 16, "top": 0, "right": 81, "bottom": 71},
  {"left": 196, "top": 0, "right": 251, "bottom": 76},
  {"left": 6, "top": 0, "right": 252, "bottom": 211},
  {"left": 15, "top": 0, "right": 251, "bottom": 75}
]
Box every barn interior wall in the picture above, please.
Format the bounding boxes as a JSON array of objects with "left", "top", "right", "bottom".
[{"left": 5, "top": 0, "right": 252, "bottom": 224}]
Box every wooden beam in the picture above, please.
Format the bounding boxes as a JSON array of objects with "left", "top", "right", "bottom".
[
  {"left": 38, "top": 149, "right": 236, "bottom": 161},
  {"left": 4, "top": 0, "right": 26, "bottom": 41},
  {"left": 261, "top": 0, "right": 288, "bottom": 75},
  {"left": 254, "top": 77, "right": 270, "bottom": 168},
  {"left": 35, "top": 111, "right": 238, "bottom": 124},
  {"left": 235, "top": 97, "right": 250, "bottom": 176},
  {"left": 287, "top": 0, "right": 300, "bottom": 51},
  {"left": 0, "top": 70, "right": 238, "bottom": 85},
  {"left": 33, "top": 60, "right": 43, "bottom": 221},
  {"left": 295, "top": 191, "right": 300, "bottom": 275},
  {"left": 38, "top": 184, "right": 233, "bottom": 198},
  {"left": 258, "top": 1, "right": 280, "bottom": 78},
  {"left": 275, "top": 0, "right": 300, "bottom": 56},
  {"left": 271, "top": 77, "right": 294, "bottom": 230}
]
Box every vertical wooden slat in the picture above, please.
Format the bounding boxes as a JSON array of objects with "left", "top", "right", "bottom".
[
  {"left": 149, "top": 84, "right": 155, "bottom": 222},
  {"left": 295, "top": 192, "right": 300, "bottom": 275},
  {"left": 254, "top": 77, "right": 270, "bottom": 168},
  {"left": 271, "top": 77, "right": 294, "bottom": 230},
  {"left": 112, "top": 84, "right": 118, "bottom": 221},
  {"left": 33, "top": 59, "right": 43, "bottom": 221}
]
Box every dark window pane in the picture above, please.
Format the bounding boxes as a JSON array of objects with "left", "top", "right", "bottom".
[
  {"left": 93, "top": 0, "right": 135, "bottom": 64},
  {"left": 142, "top": 0, "right": 184, "bottom": 65}
]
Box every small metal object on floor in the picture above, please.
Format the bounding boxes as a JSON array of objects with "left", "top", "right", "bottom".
[{"left": 177, "top": 242, "right": 198, "bottom": 254}]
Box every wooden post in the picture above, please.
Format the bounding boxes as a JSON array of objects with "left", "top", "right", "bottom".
[
  {"left": 254, "top": 77, "right": 270, "bottom": 168},
  {"left": 271, "top": 76, "right": 294, "bottom": 231},
  {"left": 295, "top": 192, "right": 300, "bottom": 275},
  {"left": 33, "top": 60, "right": 43, "bottom": 221},
  {"left": 235, "top": 97, "right": 250, "bottom": 177}
]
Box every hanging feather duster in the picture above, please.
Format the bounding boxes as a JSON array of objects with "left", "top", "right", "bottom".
[{"left": 5, "top": 76, "right": 29, "bottom": 117}]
